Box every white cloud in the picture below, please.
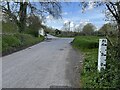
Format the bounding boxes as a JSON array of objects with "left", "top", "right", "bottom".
[
  {"left": 70, "top": 22, "right": 74, "bottom": 27},
  {"left": 45, "top": 7, "right": 105, "bottom": 31},
  {"left": 88, "top": 1, "right": 95, "bottom": 10},
  {"left": 62, "top": 18, "right": 91, "bottom": 31},
  {"left": 75, "top": 24, "right": 79, "bottom": 28},
  {"left": 62, "top": 12, "right": 68, "bottom": 15},
  {"left": 46, "top": 15, "right": 53, "bottom": 20},
  {"left": 63, "top": 20, "right": 74, "bottom": 27},
  {"left": 79, "top": 19, "right": 90, "bottom": 26},
  {"left": 64, "top": 20, "right": 69, "bottom": 24}
]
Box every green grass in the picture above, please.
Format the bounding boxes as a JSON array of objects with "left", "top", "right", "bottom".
[
  {"left": 2, "top": 21, "right": 44, "bottom": 55},
  {"left": 2, "top": 21, "right": 18, "bottom": 33},
  {"left": 72, "top": 36, "right": 119, "bottom": 88},
  {"left": 72, "top": 36, "right": 99, "bottom": 50},
  {"left": 72, "top": 36, "right": 99, "bottom": 88},
  {"left": 2, "top": 33, "right": 44, "bottom": 54}
]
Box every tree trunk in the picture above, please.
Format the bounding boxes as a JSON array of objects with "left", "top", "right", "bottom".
[{"left": 19, "top": 2, "right": 28, "bottom": 32}]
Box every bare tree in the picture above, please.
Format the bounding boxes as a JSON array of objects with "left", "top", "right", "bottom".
[{"left": 1, "top": 1, "right": 62, "bottom": 32}]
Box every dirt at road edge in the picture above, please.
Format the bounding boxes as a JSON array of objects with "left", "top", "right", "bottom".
[{"left": 65, "top": 44, "right": 84, "bottom": 88}]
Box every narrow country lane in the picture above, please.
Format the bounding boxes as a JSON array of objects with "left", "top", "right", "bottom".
[{"left": 2, "top": 35, "right": 83, "bottom": 88}]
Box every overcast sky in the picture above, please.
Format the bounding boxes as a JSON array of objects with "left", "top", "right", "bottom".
[{"left": 44, "top": 2, "right": 107, "bottom": 30}]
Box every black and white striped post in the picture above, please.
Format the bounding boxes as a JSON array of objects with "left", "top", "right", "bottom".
[{"left": 98, "top": 39, "right": 107, "bottom": 72}]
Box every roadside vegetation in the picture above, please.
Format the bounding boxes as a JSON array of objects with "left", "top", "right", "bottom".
[
  {"left": 1, "top": 15, "right": 46, "bottom": 56},
  {"left": 70, "top": 12, "right": 119, "bottom": 88},
  {"left": 1, "top": 2, "right": 62, "bottom": 56},
  {"left": 2, "top": 33, "right": 44, "bottom": 56},
  {"left": 72, "top": 36, "right": 119, "bottom": 88}
]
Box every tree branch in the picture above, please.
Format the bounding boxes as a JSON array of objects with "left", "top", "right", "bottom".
[
  {"left": 109, "top": 2, "right": 119, "bottom": 18},
  {"left": 106, "top": 3, "right": 119, "bottom": 22},
  {"left": 106, "top": 35, "right": 114, "bottom": 47}
]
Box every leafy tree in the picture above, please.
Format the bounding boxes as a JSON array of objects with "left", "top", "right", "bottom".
[
  {"left": 82, "top": 23, "right": 96, "bottom": 35},
  {"left": 1, "top": 1, "right": 62, "bottom": 32},
  {"left": 99, "top": 23, "right": 115, "bottom": 36},
  {"left": 25, "top": 15, "right": 43, "bottom": 37},
  {"left": 55, "top": 29, "right": 61, "bottom": 35}
]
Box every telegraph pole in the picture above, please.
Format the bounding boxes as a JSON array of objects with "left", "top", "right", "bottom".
[{"left": 68, "top": 21, "right": 71, "bottom": 31}]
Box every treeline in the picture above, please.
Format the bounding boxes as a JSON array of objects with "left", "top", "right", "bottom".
[{"left": 47, "top": 23, "right": 117, "bottom": 37}]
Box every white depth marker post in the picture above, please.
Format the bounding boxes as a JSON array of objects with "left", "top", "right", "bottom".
[{"left": 98, "top": 39, "right": 107, "bottom": 72}]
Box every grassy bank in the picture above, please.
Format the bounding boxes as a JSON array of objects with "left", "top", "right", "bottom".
[
  {"left": 2, "top": 33, "right": 44, "bottom": 56},
  {"left": 72, "top": 36, "right": 99, "bottom": 88},
  {"left": 72, "top": 36, "right": 119, "bottom": 88}
]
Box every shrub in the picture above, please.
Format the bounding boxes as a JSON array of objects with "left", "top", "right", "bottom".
[
  {"left": 25, "top": 28, "right": 39, "bottom": 37},
  {"left": 3, "top": 35, "right": 21, "bottom": 46},
  {"left": 2, "top": 21, "right": 18, "bottom": 33},
  {"left": 2, "top": 35, "right": 21, "bottom": 52}
]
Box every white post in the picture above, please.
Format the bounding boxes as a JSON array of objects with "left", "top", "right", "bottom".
[{"left": 98, "top": 39, "right": 107, "bottom": 72}]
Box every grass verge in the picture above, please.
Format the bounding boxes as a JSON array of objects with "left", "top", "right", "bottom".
[
  {"left": 72, "top": 36, "right": 119, "bottom": 88},
  {"left": 2, "top": 33, "right": 44, "bottom": 56},
  {"left": 72, "top": 36, "right": 99, "bottom": 88}
]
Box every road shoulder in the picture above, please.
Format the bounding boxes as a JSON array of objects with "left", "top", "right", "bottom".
[{"left": 65, "top": 45, "right": 84, "bottom": 88}]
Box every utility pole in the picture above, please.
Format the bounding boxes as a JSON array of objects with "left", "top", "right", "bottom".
[{"left": 68, "top": 21, "right": 71, "bottom": 31}]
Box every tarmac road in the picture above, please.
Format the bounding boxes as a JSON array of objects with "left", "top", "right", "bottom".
[{"left": 2, "top": 35, "right": 83, "bottom": 88}]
